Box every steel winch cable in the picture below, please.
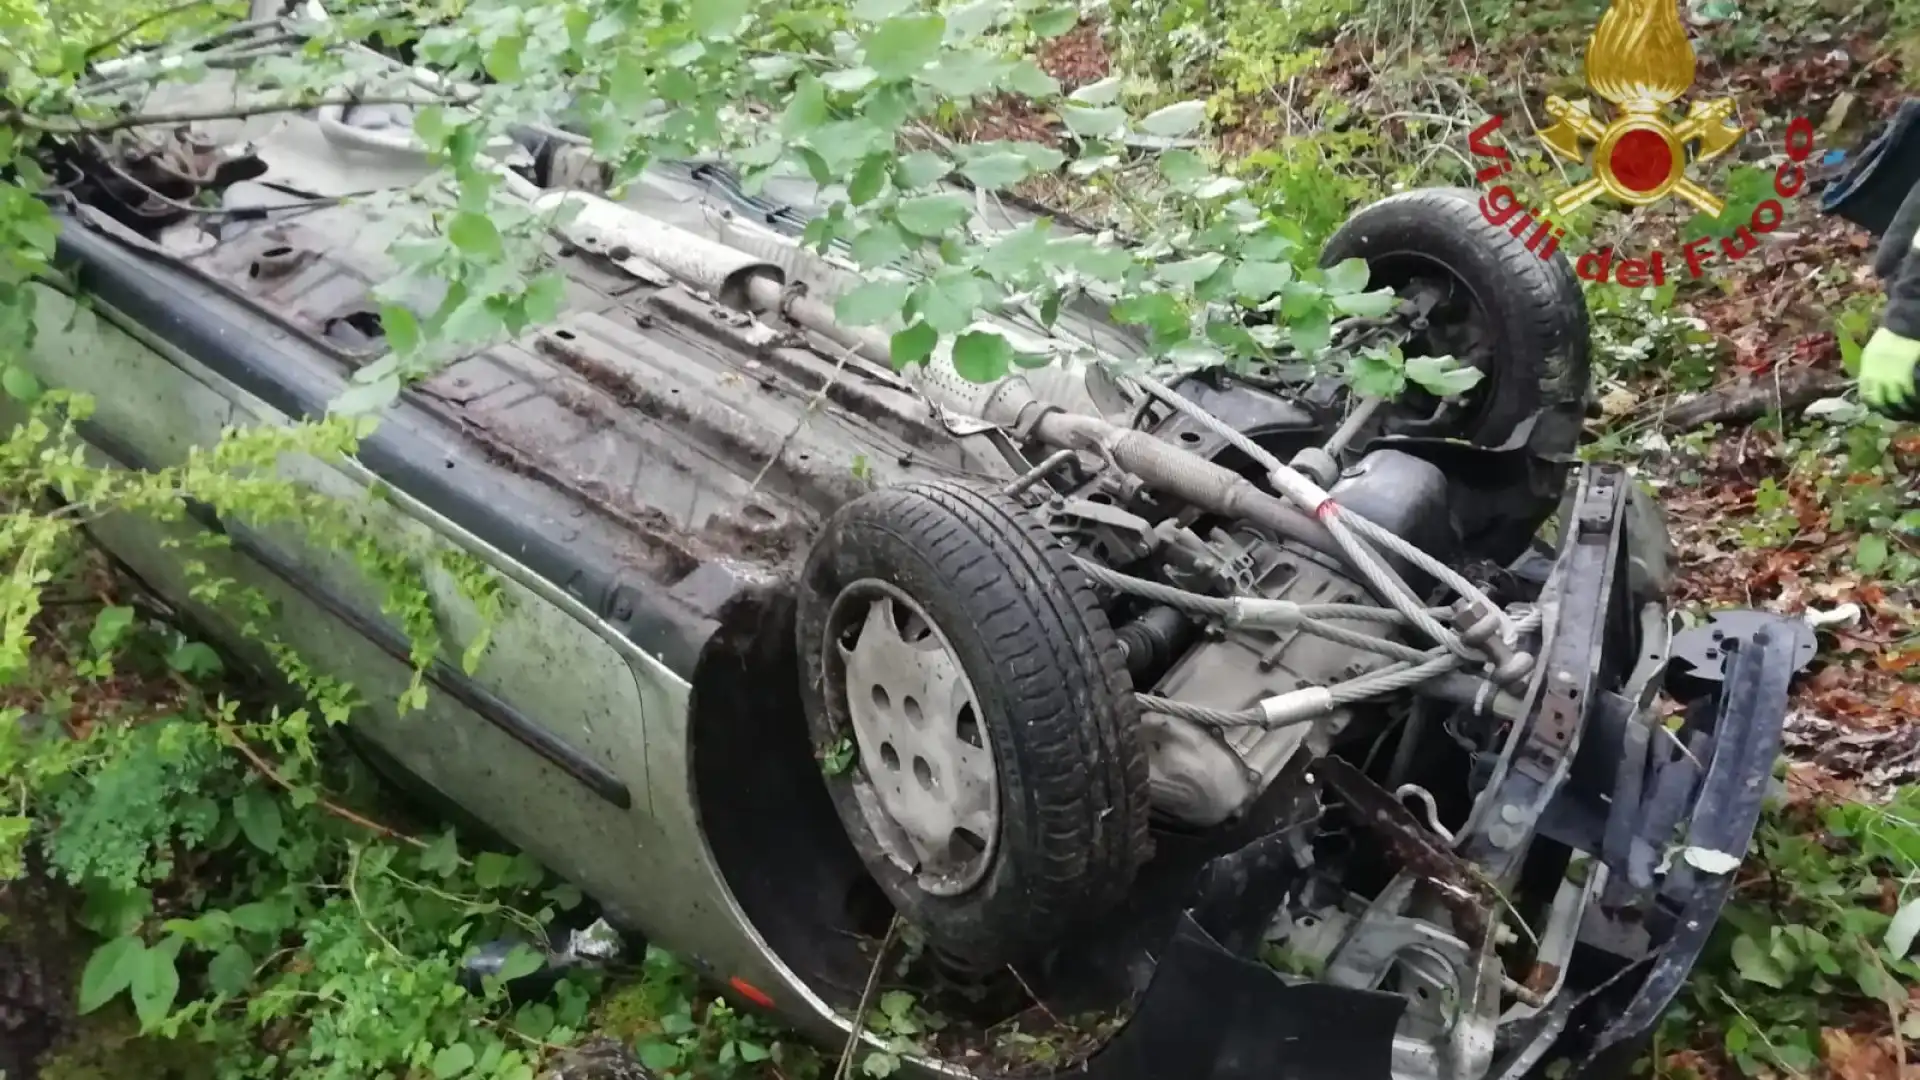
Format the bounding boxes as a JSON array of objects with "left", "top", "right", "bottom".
[
  {"left": 1122, "top": 371, "right": 1520, "bottom": 663},
  {"left": 1136, "top": 608, "right": 1543, "bottom": 732}
]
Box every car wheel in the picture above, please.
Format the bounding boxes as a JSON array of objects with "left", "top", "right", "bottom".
[
  {"left": 1321, "top": 186, "right": 1592, "bottom": 559},
  {"left": 1321, "top": 186, "right": 1591, "bottom": 452},
  {"left": 796, "top": 481, "right": 1151, "bottom": 967}
]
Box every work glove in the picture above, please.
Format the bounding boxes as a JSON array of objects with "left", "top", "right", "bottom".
[{"left": 1861, "top": 327, "right": 1920, "bottom": 421}]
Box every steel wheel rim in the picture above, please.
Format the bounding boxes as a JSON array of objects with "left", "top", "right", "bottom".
[{"left": 824, "top": 579, "right": 1001, "bottom": 896}]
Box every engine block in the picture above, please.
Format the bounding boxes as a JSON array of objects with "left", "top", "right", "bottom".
[{"left": 1141, "top": 532, "right": 1400, "bottom": 826}]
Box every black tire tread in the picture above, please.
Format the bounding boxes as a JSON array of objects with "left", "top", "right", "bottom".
[
  {"left": 796, "top": 480, "right": 1150, "bottom": 965},
  {"left": 1321, "top": 185, "right": 1592, "bottom": 447}
]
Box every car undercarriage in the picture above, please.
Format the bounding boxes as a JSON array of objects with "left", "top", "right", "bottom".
[{"left": 26, "top": 26, "right": 1800, "bottom": 1080}]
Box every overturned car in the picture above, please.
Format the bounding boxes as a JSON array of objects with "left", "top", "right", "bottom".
[{"left": 14, "top": 29, "right": 1797, "bottom": 1080}]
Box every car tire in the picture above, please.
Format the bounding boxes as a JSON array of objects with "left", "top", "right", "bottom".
[
  {"left": 1321, "top": 186, "right": 1592, "bottom": 558},
  {"left": 795, "top": 481, "right": 1151, "bottom": 967},
  {"left": 1321, "top": 186, "right": 1590, "bottom": 451}
]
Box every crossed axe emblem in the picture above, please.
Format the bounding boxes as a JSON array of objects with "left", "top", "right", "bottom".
[{"left": 1535, "top": 0, "right": 1744, "bottom": 217}]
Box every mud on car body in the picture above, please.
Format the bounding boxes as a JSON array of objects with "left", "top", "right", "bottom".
[{"left": 8, "top": 23, "right": 1796, "bottom": 1080}]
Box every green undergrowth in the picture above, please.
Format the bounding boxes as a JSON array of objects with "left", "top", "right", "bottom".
[
  {"left": 0, "top": 377, "right": 629, "bottom": 1078},
  {"left": 1653, "top": 791, "right": 1920, "bottom": 1077},
  {"left": 596, "top": 950, "right": 821, "bottom": 1079}
]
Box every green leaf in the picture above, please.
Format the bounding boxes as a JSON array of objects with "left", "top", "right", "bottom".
[
  {"left": 1069, "top": 76, "right": 1122, "bottom": 106},
  {"left": 1113, "top": 293, "right": 1185, "bottom": 335},
  {"left": 852, "top": 0, "right": 914, "bottom": 17},
  {"left": 475, "top": 851, "right": 515, "bottom": 889},
  {"left": 447, "top": 213, "right": 503, "bottom": 260},
  {"left": 207, "top": 944, "right": 254, "bottom": 996},
  {"left": 1028, "top": 5, "right": 1078, "bottom": 35},
  {"left": 979, "top": 222, "right": 1054, "bottom": 278},
  {"left": 1332, "top": 290, "right": 1400, "bottom": 317},
  {"left": 890, "top": 321, "right": 939, "bottom": 369},
  {"left": 849, "top": 157, "right": 890, "bottom": 205},
  {"left": 1412, "top": 351, "right": 1498, "bottom": 401},
  {"left": 79, "top": 937, "right": 146, "bottom": 1014},
  {"left": 920, "top": 55, "right": 1007, "bottom": 97},
  {"left": 523, "top": 275, "right": 566, "bottom": 325},
  {"left": 1280, "top": 280, "right": 1326, "bottom": 319},
  {"left": 880, "top": 990, "right": 917, "bottom": 1020},
  {"left": 835, "top": 280, "right": 911, "bottom": 327},
  {"left": 1157, "top": 253, "right": 1226, "bottom": 286},
  {"left": 484, "top": 35, "right": 523, "bottom": 81},
  {"left": 895, "top": 151, "right": 952, "bottom": 190},
  {"left": 379, "top": 304, "right": 421, "bottom": 354},
  {"left": 421, "top": 829, "right": 462, "bottom": 877},
  {"left": 1007, "top": 59, "right": 1059, "bottom": 98},
  {"left": 228, "top": 902, "right": 286, "bottom": 935},
  {"left": 782, "top": 77, "right": 830, "bottom": 136},
  {"left": 1349, "top": 350, "right": 1407, "bottom": 399},
  {"left": 1158, "top": 149, "right": 1208, "bottom": 186},
  {"left": 822, "top": 67, "right": 878, "bottom": 93},
  {"left": 638, "top": 1042, "right": 682, "bottom": 1070},
  {"left": 952, "top": 331, "right": 1014, "bottom": 383},
  {"left": 863, "top": 1050, "right": 900, "bottom": 1077},
  {"left": 1073, "top": 245, "right": 1135, "bottom": 282},
  {"left": 945, "top": 0, "right": 1001, "bottom": 38},
  {"left": 690, "top": 0, "right": 751, "bottom": 39},
  {"left": 331, "top": 375, "right": 401, "bottom": 416},
  {"left": 607, "top": 57, "right": 650, "bottom": 110},
  {"left": 1137, "top": 100, "right": 1207, "bottom": 138},
  {"left": 736, "top": 140, "right": 786, "bottom": 170},
  {"left": 1, "top": 366, "right": 42, "bottom": 403},
  {"left": 1731, "top": 934, "right": 1788, "bottom": 988},
  {"left": 1323, "top": 257, "right": 1372, "bottom": 294},
  {"left": 1061, "top": 105, "right": 1126, "bottom": 140},
  {"left": 1241, "top": 230, "right": 1298, "bottom": 262},
  {"left": 166, "top": 641, "right": 223, "bottom": 678},
  {"left": 866, "top": 14, "right": 946, "bottom": 79},
  {"left": 11, "top": 202, "right": 59, "bottom": 258},
  {"left": 496, "top": 944, "right": 547, "bottom": 983},
  {"left": 851, "top": 224, "right": 910, "bottom": 267},
  {"left": 896, "top": 194, "right": 972, "bottom": 237},
  {"left": 88, "top": 606, "right": 136, "bottom": 656},
  {"left": 1232, "top": 261, "right": 1294, "bottom": 300},
  {"left": 1852, "top": 953, "right": 1901, "bottom": 1001},
  {"left": 918, "top": 272, "right": 984, "bottom": 333},
  {"left": 233, "top": 788, "right": 284, "bottom": 855},
  {"left": 433, "top": 1043, "right": 478, "bottom": 1079},
  {"left": 80, "top": 887, "right": 151, "bottom": 939},
  {"left": 1289, "top": 309, "right": 1333, "bottom": 357},
  {"left": 1857, "top": 533, "right": 1890, "bottom": 574},
  {"left": 739, "top": 1042, "right": 772, "bottom": 1063},
  {"left": 129, "top": 944, "right": 179, "bottom": 1029},
  {"left": 960, "top": 152, "right": 1035, "bottom": 189}
]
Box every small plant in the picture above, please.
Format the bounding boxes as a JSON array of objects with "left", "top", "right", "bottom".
[
  {"left": 1657, "top": 791, "right": 1920, "bottom": 1077},
  {"left": 821, "top": 736, "right": 858, "bottom": 777},
  {"left": 858, "top": 990, "right": 947, "bottom": 1077},
  {"left": 613, "top": 948, "right": 817, "bottom": 1079}
]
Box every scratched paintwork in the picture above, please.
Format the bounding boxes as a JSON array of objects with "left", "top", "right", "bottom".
[{"left": 16, "top": 286, "right": 854, "bottom": 1047}]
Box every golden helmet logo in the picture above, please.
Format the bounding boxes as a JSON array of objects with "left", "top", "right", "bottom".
[
  {"left": 1464, "top": 0, "right": 1819, "bottom": 287},
  {"left": 1536, "top": 0, "right": 1746, "bottom": 216}
]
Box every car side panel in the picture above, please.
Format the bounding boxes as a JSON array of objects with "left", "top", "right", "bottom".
[{"left": 18, "top": 282, "right": 838, "bottom": 1034}]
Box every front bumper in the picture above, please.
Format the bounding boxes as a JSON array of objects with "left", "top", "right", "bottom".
[{"left": 1052, "top": 468, "right": 1795, "bottom": 1080}]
